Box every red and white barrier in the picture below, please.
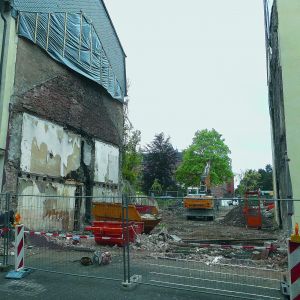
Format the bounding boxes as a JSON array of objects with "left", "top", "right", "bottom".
[
  {"left": 289, "top": 238, "right": 300, "bottom": 299},
  {"left": 287, "top": 223, "right": 300, "bottom": 299},
  {"left": 15, "top": 224, "right": 25, "bottom": 271}
]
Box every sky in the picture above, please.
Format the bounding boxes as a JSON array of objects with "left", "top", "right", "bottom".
[{"left": 105, "top": 0, "right": 272, "bottom": 176}]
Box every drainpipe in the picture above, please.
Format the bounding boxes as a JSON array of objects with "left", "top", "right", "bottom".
[
  {"left": 0, "top": 0, "right": 10, "bottom": 191},
  {"left": 0, "top": 0, "right": 8, "bottom": 93}
]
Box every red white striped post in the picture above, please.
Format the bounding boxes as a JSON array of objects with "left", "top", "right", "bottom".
[
  {"left": 289, "top": 223, "right": 300, "bottom": 300},
  {"left": 15, "top": 224, "right": 25, "bottom": 272}
]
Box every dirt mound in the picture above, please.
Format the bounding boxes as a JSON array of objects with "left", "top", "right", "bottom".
[
  {"left": 222, "top": 206, "right": 246, "bottom": 227},
  {"left": 221, "top": 206, "right": 276, "bottom": 229}
]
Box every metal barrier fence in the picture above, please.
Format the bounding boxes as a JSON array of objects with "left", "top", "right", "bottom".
[
  {"left": 130, "top": 256, "right": 283, "bottom": 299},
  {"left": 0, "top": 193, "right": 14, "bottom": 269},
  {"left": 128, "top": 195, "right": 285, "bottom": 299},
  {"left": 0, "top": 193, "right": 292, "bottom": 299},
  {"left": 14, "top": 194, "right": 129, "bottom": 283}
]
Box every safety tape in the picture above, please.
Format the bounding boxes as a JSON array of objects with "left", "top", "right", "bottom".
[
  {"left": 24, "top": 230, "right": 95, "bottom": 240},
  {"left": 192, "top": 243, "right": 279, "bottom": 251},
  {"left": 6, "top": 229, "right": 280, "bottom": 252}
]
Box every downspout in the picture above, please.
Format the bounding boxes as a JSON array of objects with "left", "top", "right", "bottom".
[
  {"left": 0, "top": 0, "right": 8, "bottom": 94},
  {"left": 0, "top": 0, "right": 10, "bottom": 191}
]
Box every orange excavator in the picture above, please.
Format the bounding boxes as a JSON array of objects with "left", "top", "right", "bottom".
[{"left": 183, "top": 161, "right": 215, "bottom": 220}]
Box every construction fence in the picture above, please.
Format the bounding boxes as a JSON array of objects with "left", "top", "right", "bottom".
[{"left": 0, "top": 193, "right": 292, "bottom": 299}]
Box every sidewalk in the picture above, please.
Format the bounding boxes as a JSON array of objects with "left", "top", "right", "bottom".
[{"left": 0, "top": 270, "right": 226, "bottom": 300}]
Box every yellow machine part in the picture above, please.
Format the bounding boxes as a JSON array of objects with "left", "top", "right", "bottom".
[
  {"left": 91, "top": 202, "right": 160, "bottom": 233},
  {"left": 92, "top": 202, "right": 141, "bottom": 222},
  {"left": 183, "top": 197, "right": 214, "bottom": 209},
  {"left": 92, "top": 202, "right": 159, "bottom": 221}
]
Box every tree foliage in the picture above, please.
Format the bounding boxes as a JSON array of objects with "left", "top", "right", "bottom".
[
  {"left": 122, "top": 129, "right": 142, "bottom": 190},
  {"left": 176, "top": 129, "right": 233, "bottom": 187},
  {"left": 122, "top": 94, "right": 142, "bottom": 192},
  {"left": 151, "top": 179, "right": 163, "bottom": 194},
  {"left": 142, "top": 133, "right": 178, "bottom": 193},
  {"left": 236, "top": 165, "right": 273, "bottom": 196},
  {"left": 258, "top": 164, "right": 273, "bottom": 190},
  {"left": 236, "top": 169, "right": 261, "bottom": 196}
]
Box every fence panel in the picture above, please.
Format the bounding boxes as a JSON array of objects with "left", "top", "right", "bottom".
[
  {"left": 3, "top": 193, "right": 288, "bottom": 299},
  {"left": 16, "top": 194, "right": 126, "bottom": 282},
  {"left": 0, "top": 193, "right": 14, "bottom": 268},
  {"left": 128, "top": 196, "right": 284, "bottom": 299}
]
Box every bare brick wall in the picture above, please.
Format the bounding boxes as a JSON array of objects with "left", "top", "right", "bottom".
[{"left": 12, "top": 39, "right": 123, "bottom": 146}]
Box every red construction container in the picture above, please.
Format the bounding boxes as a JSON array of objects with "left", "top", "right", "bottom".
[
  {"left": 244, "top": 191, "right": 262, "bottom": 229},
  {"left": 85, "top": 221, "right": 144, "bottom": 246}
]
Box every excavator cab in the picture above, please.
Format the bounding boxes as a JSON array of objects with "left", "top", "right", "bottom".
[{"left": 183, "top": 161, "right": 215, "bottom": 220}]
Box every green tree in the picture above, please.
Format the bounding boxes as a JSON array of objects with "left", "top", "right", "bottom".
[
  {"left": 122, "top": 91, "right": 142, "bottom": 193},
  {"left": 258, "top": 164, "right": 273, "bottom": 190},
  {"left": 142, "top": 133, "right": 178, "bottom": 193},
  {"left": 176, "top": 129, "right": 233, "bottom": 187},
  {"left": 122, "top": 129, "right": 142, "bottom": 190},
  {"left": 236, "top": 169, "right": 261, "bottom": 196},
  {"left": 151, "top": 179, "right": 163, "bottom": 195}
]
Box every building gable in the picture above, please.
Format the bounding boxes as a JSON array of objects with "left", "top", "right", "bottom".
[{"left": 11, "top": 0, "right": 126, "bottom": 100}]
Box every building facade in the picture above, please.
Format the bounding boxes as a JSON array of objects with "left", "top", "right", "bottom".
[
  {"left": 265, "top": 0, "right": 300, "bottom": 232},
  {"left": 0, "top": 0, "right": 126, "bottom": 230}
]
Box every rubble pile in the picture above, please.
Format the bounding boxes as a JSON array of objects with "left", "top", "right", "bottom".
[
  {"left": 27, "top": 234, "right": 96, "bottom": 251},
  {"left": 221, "top": 206, "right": 246, "bottom": 227},
  {"left": 221, "top": 205, "right": 276, "bottom": 228},
  {"left": 132, "top": 228, "right": 176, "bottom": 253}
]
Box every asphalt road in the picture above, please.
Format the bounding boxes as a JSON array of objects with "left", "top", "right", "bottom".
[
  {"left": 0, "top": 231, "right": 284, "bottom": 300},
  {"left": 0, "top": 252, "right": 284, "bottom": 300},
  {"left": 0, "top": 270, "right": 231, "bottom": 300}
]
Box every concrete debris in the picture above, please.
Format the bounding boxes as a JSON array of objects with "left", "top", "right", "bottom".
[
  {"left": 141, "top": 214, "right": 156, "bottom": 220},
  {"left": 132, "top": 228, "right": 175, "bottom": 253},
  {"left": 208, "top": 256, "right": 223, "bottom": 265},
  {"left": 169, "top": 235, "right": 182, "bottom": 242}
]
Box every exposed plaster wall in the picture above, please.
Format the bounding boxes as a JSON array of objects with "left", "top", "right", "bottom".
[
  {"left": 17, "top": 178, "right": 85, "bottom": 231},
  {"left": 93, "top": 185, "right": 120, "bottom": 202},
  {"left": 94, "top": 140, "right": 119, "bottom": 184},
  {"left": 21, "top": 113, "right": 81, "bottom": 177}
]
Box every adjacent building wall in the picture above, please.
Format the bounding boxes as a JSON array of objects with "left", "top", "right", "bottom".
[
  {"left": 0, "top": 12, "right": 18, "bottom": 187},
  {"left": 276, "top": 0, "right": 300, "bottom": 225},
  {"left": 268, "top": 0, "right": 300, "bottom": 231}
]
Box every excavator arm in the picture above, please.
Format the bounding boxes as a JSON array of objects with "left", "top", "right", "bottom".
[{"left": 200, "top": 161, "right": 211, "bottom": 193}]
